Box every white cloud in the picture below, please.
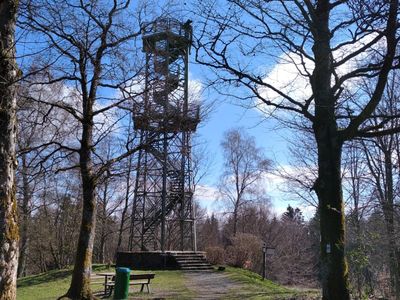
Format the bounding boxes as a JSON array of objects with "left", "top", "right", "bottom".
[
  {"left": 188, "top": 77, "right": 203, "bottom": 104},
  {"left": 195, "top": 184, "right": 219, "bottom": 202},
  {"left": 194, "top": 184, "right": 224, "bottom": 216},
  {"left": 24, "top": 82, "right": 81, "bottom": 148},
  {"left": 258, "top": 33, "right": 383, "bottom": 116},
  {"left": 258, "top": 53, "right": 313, "bottom": 116}
]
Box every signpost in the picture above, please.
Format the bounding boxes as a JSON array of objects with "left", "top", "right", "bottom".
[
  {"left": 262, "top": 243, "right": 266, "bottom": 280},
  {"left": 262, "top": 242, "right": 275, "bottom": 280}
]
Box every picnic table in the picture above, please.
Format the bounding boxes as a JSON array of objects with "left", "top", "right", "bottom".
[
  {"left": 96, "top": 272, "right": 156, "bottom": 297},
  {"left": 96, "top": 272, "right": 115, "bottom": 296}
]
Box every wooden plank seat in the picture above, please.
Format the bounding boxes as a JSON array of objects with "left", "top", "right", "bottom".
[
  {"left": 104, "top": 273, "right": 155, "bottom": 296},
  {"left": 90, "top": 275, "right": 105, "bottom": 285}
]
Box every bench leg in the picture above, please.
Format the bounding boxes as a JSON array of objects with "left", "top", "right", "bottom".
[
  {"left": 139, "top": 283, "right": 150, "bottom": 293},
  {"left": 107, "top": 286, "right": 114, "bottom": 298}
]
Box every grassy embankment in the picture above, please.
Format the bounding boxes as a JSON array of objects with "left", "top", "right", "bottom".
[{"left": 222, "top": 266, "right": 319, "bottom": 300}]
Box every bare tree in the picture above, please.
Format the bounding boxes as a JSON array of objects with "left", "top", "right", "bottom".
[
  {"left": 271, "top": 206, "right": 318, "bottom": 286},
  {"left": 195, "top": 1, "right": 399, "bottom": 298},
  {"left": 339, "top": 71, "right": 400, "bottom": 298},
  {"left": 218, "top": 128, "right": 270, "bottom": 236},
  {"left": 342, "top": 141, "right": 375, "bottom": 298},
  {"left": 20, "top": 169, "right": 82, "bottom": 273},
  {"left": 361, "top": 129, "right": 400, "bottom": 296},
  {"left": 0, "top": 1, "right": 19, "bottom": 298},
  {"left": 18, "top": 1, "right": 150, "bottom": 298},
  {"left": 115, "top": 118, "right": 135, "bottom": 254},
  {"left": 15, "top": 73, "right": 81, "bottom": 276}
]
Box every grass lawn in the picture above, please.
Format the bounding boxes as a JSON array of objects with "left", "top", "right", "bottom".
[
  {"left": 17, "top": 265, "right": 319, "bottom": 299},
  {"left": 127, "top": 270, "right": 194, "bottom": 300},
  {"left": 17, "top": 265, "right": 192, "bottom": 300},
  {"left": 223, "top": 267, "right": 320, "bottom": 300}
]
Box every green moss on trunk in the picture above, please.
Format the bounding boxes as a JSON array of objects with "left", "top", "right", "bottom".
[{"left": 0, "top": 1, "right": 20, "bottom": 299}]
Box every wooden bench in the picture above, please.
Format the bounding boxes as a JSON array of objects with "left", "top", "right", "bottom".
[{"left": 104, "top": 273, "right": 155, "bottom": 296}]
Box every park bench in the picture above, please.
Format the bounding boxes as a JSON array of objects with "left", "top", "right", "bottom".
[{"left": 104, "top": 273, "right": 156, "bottom": 296}]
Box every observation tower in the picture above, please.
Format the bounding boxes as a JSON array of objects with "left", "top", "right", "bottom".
[{"left": 128, "top": 17, "right": 200, "bottom": 252}]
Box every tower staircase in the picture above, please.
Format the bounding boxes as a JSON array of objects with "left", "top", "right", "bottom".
[{"left": 170, "top": 252, "right": 213, "bottom": 271}]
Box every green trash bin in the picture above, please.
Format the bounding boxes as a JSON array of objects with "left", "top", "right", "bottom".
[{"left": 113, "top": 267, "right": 131, "bottom": 300}]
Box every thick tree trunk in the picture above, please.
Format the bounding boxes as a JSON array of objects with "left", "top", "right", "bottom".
[
  {"left": 313, "top": 129, "right": 349, "bottom": 300},
  {"left": 64, "top": 175, "right": 96, "bottom": 299},
  {"left": 0, "top": 1, "right": 19, "bottom": 299},
  {"left": 64, "top": 120, "right": 97, "bottom": 299},
  {"left": 311, "top": 1, "right": 350, "bottom": 299}
]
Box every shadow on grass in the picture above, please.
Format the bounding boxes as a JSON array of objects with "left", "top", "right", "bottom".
[
  {"left": 17, "top": 264, "right": 110, "bottom": 288},
  {"left": 17, "top": 269, "right": 72, "bottom": 288}
]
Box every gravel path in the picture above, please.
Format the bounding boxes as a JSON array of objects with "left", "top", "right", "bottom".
[{"left": 183, "top": 271, "right": 242, "bottom": 299}]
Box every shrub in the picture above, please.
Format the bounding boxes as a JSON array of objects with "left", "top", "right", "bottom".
[
  {"left": 205, "top": 246, "right": 225, "bottom": 265},
  {"left": 224, "top": 233, "right": 262, "bottom": 270}
]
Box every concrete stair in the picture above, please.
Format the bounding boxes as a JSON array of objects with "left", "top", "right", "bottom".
[{"left": 169, "top": 252, "right": 214, "bottom": 271}]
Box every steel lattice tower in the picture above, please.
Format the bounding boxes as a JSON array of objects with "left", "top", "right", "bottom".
[{"left": 129, "top": 18, "right": 199, "bottom": 252}]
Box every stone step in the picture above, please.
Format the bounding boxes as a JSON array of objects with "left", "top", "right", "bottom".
[
  {"left": 176, "top": 260, "right": 211, "bottom": 264},
  {"left": 176, "top": 258, "right": 208, "bottom": 263},
  {"left": 169, "top": 252, "right": 213, "bottom": 271},
  {"left": 180, "top": 266, "right": 214, "bottom": 271},
  {"left": 168, "top": 251, "right": 206, "bottom": 255},
  {"left": 177, "top": 260, "right": 211, "bottom": 265},
  {"left": 179, "top": 264, "right": 213, "bottom": 268},
  {"left": 173, "top": 254, "right": 207, "bottom": 259},
  {"left": 174, "top": 253, "right": 204, "bottom": 256},
  {"left": 174, "top": 256, "right": 206, "bottom": 259},
  {"left": 178, "top": 264, "right": 213, "bottom": 268}
]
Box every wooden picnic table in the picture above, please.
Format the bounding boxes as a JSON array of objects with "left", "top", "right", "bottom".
[{"left": 96, "top": 272, "right": 115, "bottom": 296}]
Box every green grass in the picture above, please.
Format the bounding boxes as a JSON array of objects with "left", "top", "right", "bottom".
[
  {"left": 17, "top": 265, "right": 109, "bottom": 300},
  {"left": 17, "top": 265, "right": 193, "bottom": 300},
  {"left": 222, "top": 267, "right": 320, "bottom": 300},
  {"left": 17, "top": 265, "right": 319, "bottom": 300},
  {"left": 17, "top": 269, "right": 71, "bottom": 300},
  {"left": 128, "top": 270, "right": 194, "bottom": 300}
]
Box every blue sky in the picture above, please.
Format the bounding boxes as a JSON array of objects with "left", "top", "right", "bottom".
[
  {"left": 15, "top": 0, "right": 315, "bottom": 219},
  {"left": 176, "top": 1, "right": 318, "bottom": 218},
  {"left": 189, "top": 63, "right": 309, "bottom": 218}
]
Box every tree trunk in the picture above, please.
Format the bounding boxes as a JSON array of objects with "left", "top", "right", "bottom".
[
  {"left": 233, "top": 206, "right": 238, "bottom": 237},
  {"left": 0, "top": 1, "right": 19, "bottom": 299},
  {"left": 18, "top": 154, "right": 30, "bottom": 278},
  {"left": 313, "top": 127, "right": 349, "bottom": 300},
  {"left": 311, "top": 1, "right": 350, "bottom": 299},
  {"left": 64, "top": 119, "right": 97, "bottom": 299},
  {"left": 116, "top": 153, "right": 133, "bottom": 254},
  {"left": 98, "top": 179, "right": 108, "bottom": 264},
  {"left": 98, "top": 231, "right": 105, "bottom": 265}
]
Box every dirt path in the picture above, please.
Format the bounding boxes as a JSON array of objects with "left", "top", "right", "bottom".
[{"left": 183, "top": 271, "right": 242, "bottom": 299}]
